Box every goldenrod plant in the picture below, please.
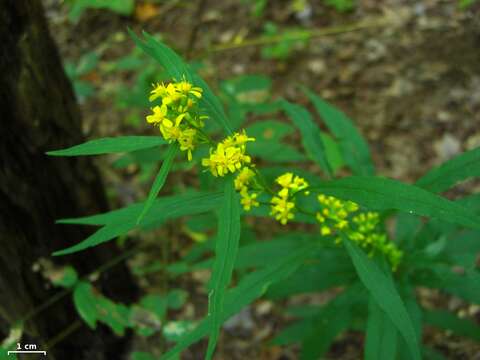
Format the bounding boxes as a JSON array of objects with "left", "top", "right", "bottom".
[{"left": 47, "top": 31, "right": 480, "bottom": 359}]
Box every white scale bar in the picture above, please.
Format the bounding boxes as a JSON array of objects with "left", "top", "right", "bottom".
[{"left": 8, "top": 351, "right": 47, "bottom": 355}]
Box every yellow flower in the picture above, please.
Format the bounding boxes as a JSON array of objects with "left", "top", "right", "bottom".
[
  {"left": 344, "top": 210, "right": 403, "bottom": 270},
  {"left": 202, "top": 131, "right": 254, "bottom": 177},
  {"left": 276, "top": 173, "right": 293, "bottom": 188},
  {"left": 233, "top": 130, "right": 256, "bottom": 146},
  {"left": 240, "top": 188, "right": 259, "bottom": 211},
  {"left": 269, "top": 172, "right": 308, "bottom": 225},
  {"left": 176, "top": 80, "right": 203, "bottom": 98},
  {"left": 292, "top": 176, "right": 309, "bottom": 192},
  {"left": 275, "top": 172, "right": 309, "bottom": 192},
  {"left": 316, "top": 194, "right": 359, "bottom": 236},
  {"left": 234, "top": 167, "right": 256, "bottom": 191},
  {"left": 149, "top": 82, "right": 169, "bottom": 102},
  {"left": 321, "top": 226, "right": 332, "bottom": 236},
  {"left": 146, "top": 105, "right": 168, "bottom": 125},
  {"left": 159, "top": 113, "right": 186, "bottom": 142},
  {"left": 161, "top": 83, "right": 182, "bottom": 106},
  {"left": 178, "top": 128, "right": 197, "bottom": 161},
  {"left": 270, "top": 195, "right": 295, "bottom": 225},
  {"left": 146, "top": 78, "right": 207, "bottom": 161}
]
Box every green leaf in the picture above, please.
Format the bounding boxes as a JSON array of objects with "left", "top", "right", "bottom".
[
  {"left": 300, "top": 304, "right": 350, "bottom": 360},
  {"left": 343, "top": 238, "right": 421, "bottom": 360},
  {"left": 414, "top": 265, "right": 480, "bottom": 304},
  {"left": 305, "top": 88, "right": 374, "bottom": 175},
  {"left": 128, "top": 30, "right": 232, "bottom": 135},
  {"left": 140, "top": 294, "right": 168, "bottom": 320},
  {"left": 190, "top": 233, "right": 314, "bottom": 274},
  {"left": 58, "top": 190, "right": 222, "bottom": 226},
  {"left": 365, "top": 297, "right": 398, "bottom": 360},
  {"left": 422, "top": 347, "right": 447, "bottom": 360},
  {"left": 424, "top": 310, "right": 480, "bottom": 341},
  {"left": 299, "top": 284, "right": 366, "bottom": 359},
  {"left": 249, "top": 141, "right": 307, "bottom": 163},
  {"left": 167, "top": 289, "right": 188, "bottom": 310},
  {"left": 321, "top": 132, "right": 345, "bottom": 173},
  {"left": 245, "top": 120, "right": 293, "bottom": 141},
  {"left": 51, "top": 266, "right": 78, "bottom": 288},
  {"left": 443, "top": 230, "right": 480, "bottom": 268},
  {"left": 395, "top": 213, "right": 422, "bottom": 249},
  {"left": 68, "top": 0, "right": 134, "bottom": 22},
  {"left": 281, "top": 99, "right": 333, "bottom": 176},
  {"left": 396, "top": 284, "right": 423, "bottom": 360},
  {"left": 325, "top": 0, "right": 355, "bottom": 11},
  {"left": 47, "top": 136, "right": 166, "bottom": 156},
  {"left": 73, "top": 282, "right": 98, "bottom": 329},
  {"left": 96, "top": 297, "right": 130, "bottom": 336},
  {"left": 137, "top": 144, "right": 177, "bottom": 224},
  {"left": 161, "top": 243, "right": 314, "bottom": 359},
  {"left": 272, "top": 318, "right": 314, "bottom": 345},
  {"left": 416, "top": 147, "right": 480, "bottom": 193},
  {"left": 459, "top": 0, "right": 478, "bottom": 9},
  {"left": 266, "top": 247, "right": 355, "bottom": 299},
  {"left": 312, "top": 176, "right": 480, "bottom": 230},
  {"left": 53, "top": 219, "right": 136, "bottom": 256},
  {"left": 131, "top": 352, "right": 156, "bottom": 360},
  {"left": 53, "top": 191, "right": 223, "bottom": 255},
  {"left": 206, "top": 179, "right": 241, "bottom": 359}
]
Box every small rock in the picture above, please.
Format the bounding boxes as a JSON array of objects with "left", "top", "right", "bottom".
[
  {"left": 255, "top": 300, "right": 273, "bottom": 316},
  {"left": 224, "top": 306, "right": 254, "bottom": 331},
  {"left": 434, "top": 134, "right": 461, "bottom": 162},
  {"left": 307, "top": 59, "right": 326, "bottom": 75}
]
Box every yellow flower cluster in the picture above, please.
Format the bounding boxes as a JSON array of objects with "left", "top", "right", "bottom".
[
  {"left": 270, "top": 173, "right": 309, "bottom": 225},
  {"left": 349, "top": 212, "right": 403, "bottom": 271},
  {"left": 234, "top": 168, "right": 259, "bottom": 211},
  {"left": 316, "top": 194, "right": 359, "bottom": 235},
  {"left": 146, "top": 79, "right": 206, "bottom": 161},
  {"left": 315, "top": 194, "right": 403, "bottom": 270},
  {"left": 202, "top": 131, "right": 255, "bottom": 177}
]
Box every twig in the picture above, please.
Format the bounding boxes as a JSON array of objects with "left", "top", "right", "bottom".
[
  {"left": 44, "top": 320, "right": 83, "bottom": 350},
  {"left": 195, "top": 18, "right": 388, "bottom": 57},
  {"left": 20, "top": 246, "right": 140, "bottom": 326}
]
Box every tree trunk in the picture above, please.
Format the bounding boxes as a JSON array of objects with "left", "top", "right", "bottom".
[{"left": 0, "top": 1, "right": 136, "bottom": 358}]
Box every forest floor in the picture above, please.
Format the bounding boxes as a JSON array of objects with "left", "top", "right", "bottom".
[{"left": 43, "top": 0, "right": 480, "bottom": 359}]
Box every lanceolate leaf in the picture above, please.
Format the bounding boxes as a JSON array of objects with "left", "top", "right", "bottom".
[
  {"left": 53, "top": 191, "right": 223, "bottom": 256},
  {"left": 137, "top": 144, "right": 177, "bottom": 224},
  {"left": 47, "top": 136, "right": 166, "bottom": 156},
  {"left": 206, "top": 179, "right": 241, "bottom": 359},
  {"left": 312, "top": 176, "right": 480, "bottom": 230},
  {"left": 73, "top": 282, "right": 98, "bottom": 329},
  {"left": 281, "top": 99, "right": 333, "bottom": 177},
  {"left": 365, "top": 297, "right": 398, "bottom": 360},
  {"left": 57, "top": 191, "right": 223, "bottom": 226},
  {"left": 273, "top": 285, "right": 366, "bottom": 348},
  {"left": 304, "top": 88, "right": 374, "bottom": 176},
  {"left": 128, "top": 30, "right": 232, "bottom": 135},
  {"left": 343, "top": 238, "right": 421, "bottom": 360},
  {"left": 413, "top": 265, "right": 480, "bottom": 304},
  {"left": 424, "top": 310, "right": 480, "bottom": 341},
  {"left": 160, "top": 244, "right": 314, "bottom": 360},
  {"left": 416, "top": 147, "right": 480, "bottom": 193}
]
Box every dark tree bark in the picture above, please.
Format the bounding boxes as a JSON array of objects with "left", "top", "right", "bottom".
[{"left": 0, "top": 1, "right": 136, "bottom": 358}]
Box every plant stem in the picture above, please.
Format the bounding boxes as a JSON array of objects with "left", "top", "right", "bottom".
[{"left": 195, "top": 18, "right": 388, "bottom": 57}]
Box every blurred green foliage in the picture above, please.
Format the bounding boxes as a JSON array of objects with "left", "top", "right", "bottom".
[{"left": 66, "top": 0, "right": 135, "bottom": 22}]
